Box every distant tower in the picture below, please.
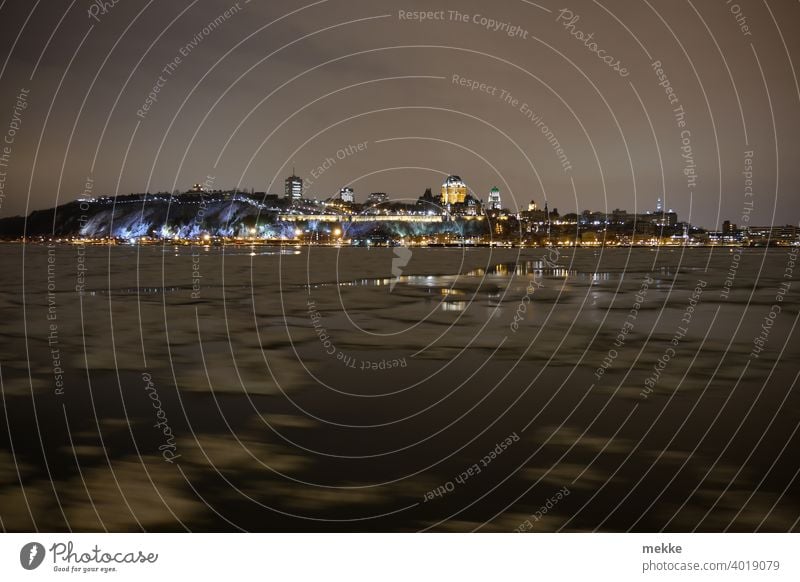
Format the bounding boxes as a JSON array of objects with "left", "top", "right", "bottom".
[
  {"left": 488, "top": 186, "right": 502, "bottom": 210},
  {"left": 656, "top": 197, "right": 663, "bottom": 213},
  {"left": 285, "top": 171, "right": 303, "bottom": 200},
  {"left": 339, "top": 187, "right": 354, "bottom": 203},
  {"left": 545, "top": 202, "right": 551, "bottom": 239},
  {"left": 528, "top": 200, "right": 539, "bottom": 211},
  {"left": 441, "top": 175, "right": 468, "bottom": 205}
]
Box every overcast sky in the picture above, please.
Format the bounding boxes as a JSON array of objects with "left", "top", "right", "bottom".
[{"left": 0, "top": 0, "right": 798, "bottom": 228}]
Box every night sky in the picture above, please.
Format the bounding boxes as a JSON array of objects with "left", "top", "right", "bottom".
[{"left": 0, "top": 0, "right": 798, "bottom": 228}]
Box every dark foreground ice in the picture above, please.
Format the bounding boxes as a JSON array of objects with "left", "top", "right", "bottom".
[{"left": 0, "top": 244, "right": 798, "bottom": 531}]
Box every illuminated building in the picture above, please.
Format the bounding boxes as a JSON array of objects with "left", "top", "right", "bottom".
[
  {"left": 528, "top": 200, "right": 539, "bottom": 211},
  {"left": 488, "top": 186, "right": 502, "bottom": 210},
  {"left": 285, "top": 173, "right": 303, "bottom": 200},
  {"left": 340, "top": 187, "right": 354, "bottom": 203},
  {"left": 747, "top": 224, "right": 800, "bottom": 246},
  {"left": 367, "top": 192, "right": 388, "bottom": 206},
  {"left": 441, "top": 175, "right": 468, "bottom": 205},
  {"left": 653, "top": 208, "right": 678, "bottom": 227},
  {"left": 466, "top": 196, "right": 478, "bottom": 216}
]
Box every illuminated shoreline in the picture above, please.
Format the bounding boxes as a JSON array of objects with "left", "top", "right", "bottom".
[{"left": 3, "top": 237, "right": 796, "bottom": 249}]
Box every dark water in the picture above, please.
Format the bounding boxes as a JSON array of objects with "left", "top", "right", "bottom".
[{"left": 0, "top": 244, "right": 798, "bottom": 532}]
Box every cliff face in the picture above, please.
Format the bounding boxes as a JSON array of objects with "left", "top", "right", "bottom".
[
  {"left": 0, "top": 202, "right": 90, "bottom": 238},
  {"left": 0, "top": 197, "right": 284, "bottom": 239},
  {"left": 75, "top": 199, "right": 270, "bottom": 239},
  {"left": 0, "top": 194, "right": 491, "bottom": 240}
]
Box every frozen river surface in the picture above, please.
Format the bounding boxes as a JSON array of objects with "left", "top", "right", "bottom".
[{"left": 0, "top": 244, "right": 798, "bottom": 531}]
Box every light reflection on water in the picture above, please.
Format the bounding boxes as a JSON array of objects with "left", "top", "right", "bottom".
[
  {"left": 306, "top": 262, "right": 687, "bottom": 292},
  {"left": 0, "top": 246, "right": 797, "bottom": 532},
  {"left": 464, "top": 260, "right": 576, "bottom": 277},
  {"left": 162, "top": 246, "right": 302, "bottom": 257},
  {"left": 306, "top": 266, "right": 616, "bottom": 292}
]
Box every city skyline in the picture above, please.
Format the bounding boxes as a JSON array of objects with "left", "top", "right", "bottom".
[
  {"left": 0, "top": 163, "right": 785, "bottom": 233},
  {"left": 1, "top": 1, "right": 798, "bottom": 229},
  {"left": 24, "top": 170, "right": 795, "bottom": 232},
  {"left": 4, "top": 172, "right": 797, "bottom": 245}
]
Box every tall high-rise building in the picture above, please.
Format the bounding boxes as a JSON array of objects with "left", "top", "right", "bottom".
[
  {"left": 339, "top": 187, "right": 354, "bottom": 203},
  {"left": 488, "top": 186, "right": 502, "bottom": 210},
  {"left": 441, "top": 175, "right": 467, "bottom": 205},
  {"left": 285, "top": 173, "right": 303, "bottom": 200}
]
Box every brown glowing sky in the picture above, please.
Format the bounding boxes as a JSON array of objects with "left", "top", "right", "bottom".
[{"left": 0, "top": 0, "right": 798, "bottom": 228}]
